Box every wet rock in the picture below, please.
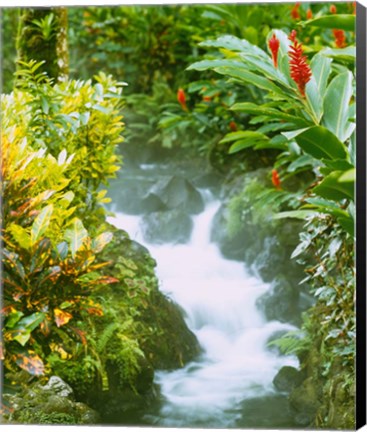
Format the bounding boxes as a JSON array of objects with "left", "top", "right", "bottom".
[
  {"left": 137, "top": 290, "right": 201, "bottom": 370},
  {"left": 273, "top": 366, "right": 303, "bottom": 392},
  {"left": 289, "top": 377, "right": 320, "bottom": 426},
  {"left": 210, "top": 204, "right": 246, "bottom": 261},
  {"left": 256, "top": 275, "right": 300, "bottom": 325},
  {"left": 141, "top": 210, "right": 193, "bottom": 244},
  {"left": 147, "top": 175, "right": 204, "bottom": 214},
  {"left": 41, "top": 375, "right": 74, "bottom": 398},
  {"left": 2, "top": 375, "right": 100, "bottom": 425},
  {"left": 237, "top": 394, "right": 298, "bottom": 429},
  {"left": 43, "top": 395, "right": 74, "bottom": 415}
]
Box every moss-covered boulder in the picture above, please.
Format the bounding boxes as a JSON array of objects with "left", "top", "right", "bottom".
[
  {"left": 49, "top": 227, "right": 200, "bottom": 421},
  {"left": 273, "top": 366, "right": 303, "bottom": 393},
  {"left": 3, "top": 376, "right": 100, "bottom": 425}
]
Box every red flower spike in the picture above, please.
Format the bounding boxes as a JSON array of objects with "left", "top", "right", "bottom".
[
  {"left": 229, "top": 121, "right": 237, "bottom": 131},
  {"left": 291, "top": 2, "right": 301, "bottom": 20},
  {"left": 177, "top": 88, "right": 188, "bottom": 111},
  {"left": 333, "top": 29, "right": 346, "bottom": 48},
  {"left": 289, "top": 29, "right": 297, "bottom": 43},
  {"left": 288, "top": 31, "right": 312, "bottom": 97},
  {"left": 271, "top": 169, "right": 281, "bottom": 190},
  {"left": 330, "top": 4, "right": 337, "bottom": 14},
  {"left": 306, "top": 9, "right": 313, "bottom": 20},
  {"left": 268, "top": 33, "right": 280, "bottom": 68}
]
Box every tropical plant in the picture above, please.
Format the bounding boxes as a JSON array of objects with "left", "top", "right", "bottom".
[
  {"left": 6, "top": 60, "right": 125, "bottom": 228},
  {"left": 188, "top": 16, "right": 355, "bottom": 236}
]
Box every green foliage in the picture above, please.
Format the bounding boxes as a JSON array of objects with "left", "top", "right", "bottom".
[
  {"left": 5, "top": 60, "right": 124, "bottom": 227},
  {"left": 1, "top": 65, "right": 123, "bottom": 378}
]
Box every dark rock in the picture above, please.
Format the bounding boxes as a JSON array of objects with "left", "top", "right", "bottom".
[
  {"left": 43, "top": 395, "right": 74, "bottom": 415},
  {"left": 192, "top": 171, "right": 223, "bottom": 190},
  {"left": 75, "top": 402, "right": 100, "bottom": 424},
  {"left": 289, "top": 377, "right": 320, "bottom": 426},
  {"left": 2, "top": 375, "right": 100, "bottom": 425},
  {"left": 237, "top": 394, "right": 298, "bottom": 428},
  {"left": 147, "top": 175, "right": 204, "bottom": 215},
  {"left": 210, "top": 204, "right": 247, "bottom": 261},
  {"left": 141, "top": 210, "right": 193, "bottom": 244},
  {"left": 256, "top": 275, "right": 300, "bottom": 325},
  {"left": 273, "top": 366, "right": 303, "bottom": 392},
  {"left": 138, "top": 290, "right": 201, "bottom": 370}
]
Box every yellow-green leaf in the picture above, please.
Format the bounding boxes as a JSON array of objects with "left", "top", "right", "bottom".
[
  {"left": 64, "top": 218, "right": 88, "bottom": 258},
  {"left": 31, "top": 204, "right": 53, "bottom": 246}
]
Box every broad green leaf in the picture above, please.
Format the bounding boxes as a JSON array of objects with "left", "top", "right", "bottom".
[
  {"left": 294, "top": 126, "right": 348, "bottom": 160},
  {"left": 5, "top": 311, "right": 24, "bottom": 329},
  {"left": 219, "top": 130, "right": 268, "bottom": 144},
  {"left": 187, "top": 59, "right": 244, "bottom": 71},
  {"left": 13, "top": 330, "right": 31, "bottom": 346},
  {"left": 305, "top": 52, "right": 332, "bottom": 123},
  {"left": 59, "top": 191, "right": 75, "bottom": 208},
  {"left": 323, "top": 71, "right": 354, "bottom": 142},
  {"left": 213, "top": 66, "right": 284, "bottom": 96},
  {"left": 64, "top": 218, "right": 89, "bottom": 258},
  {"left": 302, "top": 14, "right": 355, "bottom": 31},
  {"left": 287, "top": 155, "right": 317, "bottom": 172},
  {"left": 313, "top": 171, "right": 354, "bottom": 202},
  {"left": 324, "top": 46, "right": 356, "bottom": 65},
  {"left": 282, "top": 127, "right": 311, "bottom": 141},
  {"left": 229, "top": 139, "right": 269, "bottom": 154},
  {"left": 337, "top": 214, "right": 354, "bottom": 236},
  {"left": 9, "top": 224, "right": 31, "bottom": 250},
  {"left": 339, "top": 168, "right": 356, "bottom": 183},
  {"left": 231, "top": 102, "right": 309, "bottom": 127},
  {"left": 200, "top": 35, "right": 269, "bottom": 60},
  {"left": 321, "top": 159, "right": 355, "bottom": 172},
  {"left": 305, "top": 76, "right": 323, "bottom": 124},
  {"left": 273, "top": 210, "right": 317, "bottom": 220},
  {"left": 31, "top": 204, "right": 53, "bottom": 246},
  {"left": 16, "top": 312, "right": 45, "bottom": 332},
  {"left": 310, "top": 52, "right": 332, "bottom": 99}
]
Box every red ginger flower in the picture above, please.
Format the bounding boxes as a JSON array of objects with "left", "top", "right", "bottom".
[
  {"left": 177, "top": 88, "right": 188, "bottom": 111},
  {"left": 229, "top": 121, "right": 237, "bottom": 131},
  {"left": 288, "top": 30, "right": 312, "bottom": 97},
  {"left": 268, "top": 33, "right": 280, "bottom": 68},
  {"left": 306, "top": 8, "right": 313, "bottom": 19},
  {"left": 291, "top": 2, "right": 301, "bottom": 20},
  {"left": 330, "top": 4, "right": 337, "bottom": 14},
  {"left": 271, "top": 169, "right": 281, "bottom": 190},
  {"left": 333, "top": 29, "right": 346, "bottom": 48}
]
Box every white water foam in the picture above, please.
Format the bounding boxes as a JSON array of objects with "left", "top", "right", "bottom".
[{"left": 107, "top": 199, "right": 298, "bottom": 427}]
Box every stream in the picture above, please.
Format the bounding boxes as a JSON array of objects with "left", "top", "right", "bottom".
[{"left": 106, "top": 162, "right": 300, "bottom": 428}]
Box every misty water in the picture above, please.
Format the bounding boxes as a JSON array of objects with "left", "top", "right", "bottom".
[{"left": 107, "top": 162, "right": 299, "bottom": 428}]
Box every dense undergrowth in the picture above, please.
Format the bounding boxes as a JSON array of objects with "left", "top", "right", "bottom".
[{"left": 1, "top": 2, "right": 357, "bottom": 428}]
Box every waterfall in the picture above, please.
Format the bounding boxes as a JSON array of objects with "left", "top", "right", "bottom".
[{"left": 107, "top": 195, "right": 298, "bottom": 428}]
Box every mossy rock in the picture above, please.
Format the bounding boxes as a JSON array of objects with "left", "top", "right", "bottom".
[
  {"left": 137, "top": 289, "right": 201, "bottom": 370},
  {"left": 289, "top": 377, "right": 321, "bottom": 426},
  {"left": 273, "top": 366, "right": 303, "bottom": 393},
  {"left": 3, "top": 376, "right": 100, "bottom": 425}
]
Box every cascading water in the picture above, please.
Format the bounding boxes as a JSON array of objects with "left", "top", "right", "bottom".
[{"left": 108, "top": 186, "right": 299, "bottom": 428}]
